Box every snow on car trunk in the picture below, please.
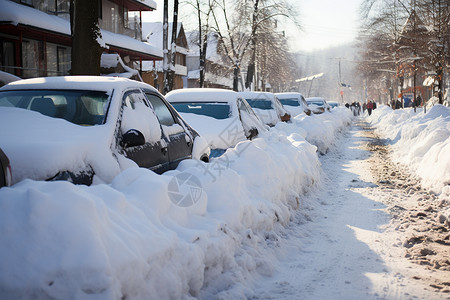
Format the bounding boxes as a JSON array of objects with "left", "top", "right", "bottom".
[{"left": 178, "top": 112, "right": 247, "bottom": 150}]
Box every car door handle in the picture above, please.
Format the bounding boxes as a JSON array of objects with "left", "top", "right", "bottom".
[
  {"left": 187, "top": 140, "right": 192, "bottom": 147},
  {"left": 161, "top": 146, "right": 168, "bottom": 154}
]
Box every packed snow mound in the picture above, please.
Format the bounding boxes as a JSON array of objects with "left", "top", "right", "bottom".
[
  {"left": 0, "top": 109, "right": 352, "bottom": 299},
  {"left": 368, "top": 105, "right": 450, "bottom": 195}
]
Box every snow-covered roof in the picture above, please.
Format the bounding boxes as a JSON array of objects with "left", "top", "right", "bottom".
[
  {"left": 186, "top": 70, "right": 233, "bottom": 88},
  {"left": 0, "top": 0, "right": 162, "bottom": 59},
  {"left": 400, "top": 10, "right": 429, "bottom": 35},
  {"left": 135, "top": 0, "right": 157, "bottom": 10},
  {"left": 101, "top": 53, "right": 143, "bottom": 81}
]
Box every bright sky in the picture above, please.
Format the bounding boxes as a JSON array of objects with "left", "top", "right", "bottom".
[
  {"left": 145, "top": 0, "right": 361, "bottom": 53},
  {"left": 285, "top": 0, "right": 361, "bottom": 52}
]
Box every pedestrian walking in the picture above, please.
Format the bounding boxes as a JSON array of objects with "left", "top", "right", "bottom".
[{"left": 367, "top": 100, "right": 373, "bottom": 116}]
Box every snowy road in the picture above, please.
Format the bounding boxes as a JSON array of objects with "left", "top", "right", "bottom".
[{"left": 252, "top": 119, "right": 449, "bottom": 300}]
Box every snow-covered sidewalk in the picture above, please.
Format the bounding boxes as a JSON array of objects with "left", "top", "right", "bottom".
[{"left": 253, "top": 117, "right": 449, "bottom": 300}]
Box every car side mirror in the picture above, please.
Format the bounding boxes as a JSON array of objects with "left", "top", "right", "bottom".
[
  {"left": 120, "top": 129, "right": 145, "bottom": 148},
  {"left": 280, "top": 113, "right": 291, "bottom": 122},
  {"left": 248, "top": 127, "right": 259, "bottom": 140}
]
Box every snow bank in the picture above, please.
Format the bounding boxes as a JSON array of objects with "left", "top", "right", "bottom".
[
  {"left": 0, "top": 109, "right": 352, "bottom": 299},
  {"left": 368, "top": 105, "right": 450, "bottom": 195}
]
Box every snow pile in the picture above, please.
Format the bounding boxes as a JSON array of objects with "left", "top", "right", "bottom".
[
  {"left": 0, "top": 107, "right": 351, "bottom": 299},
  {"left": 277, "top": 106, "right": 353, "bottom": 154},
  {"left": 179, "top": 113, "right": 247, "bottom": 150},
  {"left": 368, "top": 105, "right": 450, "bottom": 195}
]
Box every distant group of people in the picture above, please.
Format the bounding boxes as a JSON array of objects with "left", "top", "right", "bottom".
[
  {"left": 344, "top": 100, "right": 377, "bottom": 116},
  {"left": 363, "top": 100, "right": 376, "bottom": 115}
]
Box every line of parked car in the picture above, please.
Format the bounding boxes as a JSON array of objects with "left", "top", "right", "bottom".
[{"left": 0, "top": 75, "right": 335, "bottom": 187}]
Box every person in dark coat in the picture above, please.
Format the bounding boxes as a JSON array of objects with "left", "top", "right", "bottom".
[{"left": 367, "top": 100, "right": 373, "bottom": 116}]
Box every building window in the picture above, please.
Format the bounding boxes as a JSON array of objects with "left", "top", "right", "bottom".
[
  {"left": 47, "top": 43, "right": 58, "bottom": 76},
  {"left": 22, "top": 40, "right": 43, "bottom": 78},
  {"left": 20, "top": 0, "right": 34, "bottom": 6},
  {"left": 175, "top": 53, "right": 185, "bottom": 66},
  {"left": 124, "top": 7, "right": 129, "bottom": 29},
  {"left": 43, "top": 43, "right": 70, "bottom": 77},
  {"left": 57, "top": 46, "right": 70, "bottom": 75},
  {"left": 0, "top": 40, "right": 15, "bottom": 75},
  {"left": 101, "top": 0, "right": 119, "bottom": 33}
]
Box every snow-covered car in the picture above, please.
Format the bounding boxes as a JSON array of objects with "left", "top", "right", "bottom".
[
  {"left": 166, "top": 88, "right": 267, "bottom": 158},
  {"left": 0, "top": 71, "right": 21, "bottom": 87},
  {"left": 327, "top": 101, "right": 340, "bottom": 109},
  {"left": 0, "top": 76, "right": 210, "bottom": 185},
  {"left": 306, "top": 97, "right": 331, "bottom": 114},
  {"left": 0, "top": 147, "right": 11, "bottom": 188},
  {"left": 238, "top": 91, "right": 291, "bottom": 126},
  {"left": 275, "top": 92, "right": 312, "bottom": 116}
]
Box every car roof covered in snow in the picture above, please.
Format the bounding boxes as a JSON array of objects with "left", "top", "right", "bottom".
[
  {"left": 238, "top": 91, "right": 277, "bottom": 101},
  {"left": 165, "top": 88, "right": 240, "bottom": 104},
  {"left": 0, "top": 76, "right": 158, "bottom": 93},
  {"left": 306, "top": 96, "right": 326, "bottom": 101},
  {"left": 275, "top": 92, "right": 305, "bottom": 99}
]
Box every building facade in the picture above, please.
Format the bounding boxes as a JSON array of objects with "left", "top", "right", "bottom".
[
  {"left": 0, "top": 0, "right": 162, "bottom": 79},
  {"left": 140, "top": 22, "right": 188, "bottom": 93}
]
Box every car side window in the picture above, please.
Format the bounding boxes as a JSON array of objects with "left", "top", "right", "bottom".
[
  {"left": 121, "top": 90, "right": 161, "bottom": 144},
  {"left": 145, "top": 93, "right": 176, "bottom": 127}
]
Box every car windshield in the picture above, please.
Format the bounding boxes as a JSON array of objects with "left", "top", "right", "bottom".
[
  {"left": 0, "top": 89, "right": 110, "bottom": 125},
  {"left": 307, "top": 100, "right": 324, "bottom": 106},
  {"left": 245, "top": 99, "right": 273, "bottom": 110},
  {"left": 279, "top": 98, "right": 300, "bottom": 107},
  {"left": 171, "top": 102, "right": 231, "bottom": 119}
]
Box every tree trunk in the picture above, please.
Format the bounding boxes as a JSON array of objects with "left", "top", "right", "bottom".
[
  {"left": 162, "top": 0, "right": 169, "bottom": 94},
  {"left": 196, "top": 0, "right": 205, "bottom": 88},
  {"left": 70, "top": 0, "right": 102, "bottom": 75},
  {"left": 248, "top": 0, "right": 259, "bottom": 90},
  {"left": 233, "top": 63, "right": 239, "bottom": 91}
]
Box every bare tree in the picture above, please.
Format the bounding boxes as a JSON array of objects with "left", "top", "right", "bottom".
[
  {"left": 358, "top": 0, "right": 450, "bottom": 105},
  {"left": 183, "top": 0, "right": 216, "bottom": 88},
  {"left": 211, "top": 0, "right": 299, "bottom": 91},
  {"left": 358, "top": 0, "right": 411, "bottom": 103},
  {"left": 417, "top": 0, "right": 450, "bottom": 103}
]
